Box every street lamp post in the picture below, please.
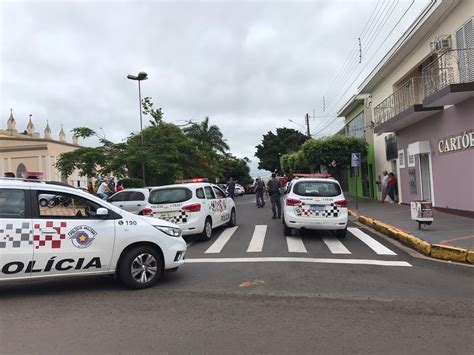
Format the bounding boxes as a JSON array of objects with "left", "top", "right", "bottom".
[{"left": 127, "top": 72, "right": 148, "bottom": 184}]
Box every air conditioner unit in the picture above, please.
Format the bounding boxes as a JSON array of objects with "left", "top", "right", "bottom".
[{"left": 430, "top": 35, "right": 452, "bottom": 53}]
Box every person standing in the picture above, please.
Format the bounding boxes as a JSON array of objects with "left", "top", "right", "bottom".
[
  {"left": 379, "top": 171, "right": 389, "bottom": 203},
  {"left": 227, "top": 177, "right": 236, "bottom": 200},
  {"left": 267, "top": 173, "right": 282, "bottom": 219},
  {"left": 87, "top": 181, "right": 94, "bottom": 194},
  {"left": 387, "top": 172, "right": 397, "bottom": 203},
  {"left": 116, "top": 180, "right": 124, "bottom": 191},
  {"left": 255, "top": 177, "right": 265, "bottom": 208}
]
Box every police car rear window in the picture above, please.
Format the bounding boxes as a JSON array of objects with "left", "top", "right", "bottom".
[
  {"left": 293, "top": 181, "right": 341, "bottom": 197},
  {"left": 149, "top": 188, "right": 192, "bottom": 204}
]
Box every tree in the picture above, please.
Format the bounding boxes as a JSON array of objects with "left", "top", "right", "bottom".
[
  {"left": 301, "top": 135, "right": 367, "bottom": 177},
  {"left": 255, "top": 128, "right": 308, "bottom": 172},
  {"left": 218, "top": 154, "right": 252, "bottom": 186},
  {"left": 183, "top": 116, "right": 230, "bottom": 154},
  {"left": 142, "top": 96, "right": 163, "bottom": 126}
]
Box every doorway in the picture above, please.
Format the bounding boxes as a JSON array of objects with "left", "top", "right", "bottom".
[{"left": 419, "top": 154, "right": 432, "bottom": 201}]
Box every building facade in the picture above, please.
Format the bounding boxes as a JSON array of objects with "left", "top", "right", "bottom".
[
  {"left": 0, "top": 111, "right": 86, "bottom": 187},
  {"left": 358, "top": 0, "right": 473, "bottom": 214},
  {"left": 337, "top": 94, "right": 378, "bottom": 199}
]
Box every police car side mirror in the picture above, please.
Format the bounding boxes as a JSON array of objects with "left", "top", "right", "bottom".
[{"left": 96, "top": 207, "right": 109, "bottom": 217}]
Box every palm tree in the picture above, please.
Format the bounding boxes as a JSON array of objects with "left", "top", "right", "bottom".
[{"left": 183, "top": 117, "right": 229, "bottom": 153}]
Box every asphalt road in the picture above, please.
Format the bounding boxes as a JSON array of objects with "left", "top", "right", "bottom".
[{"left": 1, "top": 194, "right": 473, "bottom": 354}]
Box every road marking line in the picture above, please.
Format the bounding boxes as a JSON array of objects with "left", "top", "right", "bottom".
[
  {"left": 286, "top": 236, "right": 307, "bottom": 253},
  {"left": 348, "top": 227, "right": 397, "bottom": 255},
  {"left": 204, "top": 226, "right": 239, "bottom": 254},
  {"left": 185, "top": 257, "right": 411, "bottom": 267},
  {"left": 247, "top": 225, "right": 267, "bottom": 252},
  {"left": 322, "top": 236, "right": 351, "bottom": 254}
]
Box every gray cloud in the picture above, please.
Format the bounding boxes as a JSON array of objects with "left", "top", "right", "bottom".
[{"left": 1, "top": 0, "right": 429, "bottom": 166}]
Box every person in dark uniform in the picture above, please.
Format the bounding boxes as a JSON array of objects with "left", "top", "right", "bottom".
[
  {"left": 267, "top": 173, "right": 281, "bottom": 219},
  {"left": 255, "top": 177, "right": 265, "bottom": 208},
  {"left": 227, "top": 177, "right": 236, "bottom": 200}
]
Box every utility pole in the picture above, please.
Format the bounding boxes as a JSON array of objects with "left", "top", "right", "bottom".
[{"left": 305, "top": 113, "right": 310, "bottom": 137}]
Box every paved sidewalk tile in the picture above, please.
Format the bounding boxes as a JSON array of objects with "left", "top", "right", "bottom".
[{"left": 346, "top": 194, "right": 474, "bottom": 250}]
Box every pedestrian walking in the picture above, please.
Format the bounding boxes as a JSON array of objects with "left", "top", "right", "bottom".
[
  {"left": 255, "top": 177, "right": 265, "bottom": 208},
  {"left": 227, "top": 177, "right": 236, "bottom": 200},
  {"left": 387, "top": 172, "right": 398, "bottom": 203},
  {"left": 379, "top": 171, "right": 389, "bottom": 203},
  {"left": 267, "top": 173, "right": 282, "bottom": 219}
]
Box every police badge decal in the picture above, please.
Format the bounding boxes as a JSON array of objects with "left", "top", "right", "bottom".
[{"left": 68, "top": 225, "right": 97, "bottom": 249}]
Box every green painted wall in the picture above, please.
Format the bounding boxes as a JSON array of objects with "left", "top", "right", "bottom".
[{"left": 347, "top": 144, "right": 376, "bottom": 198}]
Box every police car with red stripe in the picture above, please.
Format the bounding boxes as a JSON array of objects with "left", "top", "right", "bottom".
[
  {"left": 282, "top": 173, "right": 348, "bottom": 238},
  {"left": 142, "top": 178, "right": 237, "bottom": 241},
  {"left": 0, "top": 178, "right": 186, "bottom": 289}
]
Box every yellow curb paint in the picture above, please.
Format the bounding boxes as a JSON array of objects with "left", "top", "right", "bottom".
[
  {"left": 430, "top": 244, "right": 468, "bottom": 263},
  {"left": 467, "top": 250, "right": 474, "bottom": 264}
]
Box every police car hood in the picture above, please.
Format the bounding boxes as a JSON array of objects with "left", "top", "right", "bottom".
[{"left": 138, "top": 215, "right": 180, "bottom": 229}]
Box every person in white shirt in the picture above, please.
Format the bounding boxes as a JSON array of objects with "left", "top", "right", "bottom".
[
  {"left": 380, "top": 171, "right": 389, "bottom": 202},
  {"left": 96, "top": 180, "right": 109, "bottom": 200}
]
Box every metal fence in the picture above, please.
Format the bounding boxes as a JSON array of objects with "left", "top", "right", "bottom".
[
  {"left": 422, "top": 48, "right": 474, "bottom": 97},
  {"left": 374, "top": 77, "right": 423, "bottom": 127}
]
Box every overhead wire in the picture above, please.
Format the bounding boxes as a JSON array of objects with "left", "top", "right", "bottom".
[{"left": 313, "top": 0, "right": 416, "bottom": 136}]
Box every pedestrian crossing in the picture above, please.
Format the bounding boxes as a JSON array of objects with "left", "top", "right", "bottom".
[{"left": 200, "top": 225, "right": 399, "bottom": 257}]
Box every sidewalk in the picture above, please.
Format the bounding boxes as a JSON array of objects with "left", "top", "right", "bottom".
[{"left": 346, "top": 194, "right": 474, "bottom": 251}]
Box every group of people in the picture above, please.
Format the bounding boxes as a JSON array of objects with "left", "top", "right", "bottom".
[
  {"left": 380, "top": 171, "right": 398, "bottom": 203},
  {"left": 254, "top": 173, "right": 284, "bottom": 219},
  {"left": 89, "top": 178, "right": 124, "bottom": 200}
]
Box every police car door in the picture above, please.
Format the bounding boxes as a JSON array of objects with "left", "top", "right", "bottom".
[
  {"left": 212, "top": 185, "right": 230, "bottom": 225},
  {"left": 0, "top": 188, "right": 33, "bottom": 280},
  {"left": 31, "top": 189, "right": 115, "bottom": 276},
  {"left": 203, "top": 185, "right": 220, "bottom": 227}
]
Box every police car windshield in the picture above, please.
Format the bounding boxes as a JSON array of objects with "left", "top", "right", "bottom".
[
  {"left": 293, "top": 181, "right": 341, "bottom": 197},
  {"left": 149, "top": 188, "right": 192, "bottom": 204}
]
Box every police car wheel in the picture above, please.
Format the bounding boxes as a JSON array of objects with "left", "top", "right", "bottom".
[
  {"left": 335, "top": 228, "right": 347, "bottom": 238},
  {"left": 227, "top": 208, "right": 236, "bottom": 227},
  {"left": 119, "top": 246, "right": 163, "bottom": 289},
  {"left": 200, "top": 217, "right": 212, "bottom": 241}
]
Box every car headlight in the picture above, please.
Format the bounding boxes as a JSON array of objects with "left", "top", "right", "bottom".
[{"left": 153, "top": 225, "right": 182, "bottom": 237}]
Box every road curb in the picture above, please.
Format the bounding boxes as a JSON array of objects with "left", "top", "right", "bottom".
[{"left": 349, "top": 209, "right": 472, "bottom": 264}]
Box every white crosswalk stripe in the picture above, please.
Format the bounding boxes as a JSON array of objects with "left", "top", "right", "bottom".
[
  {"left": 348, "top": 227, "right": 397, "bottom": 255},
  {"left": 247, "top": 225, "right": 267, "bottom": 253},
  {"left": 286, "top": 236, "right": 307, "bottom": 253},
  {"left": 321, "top": 236, "right": 351, "bottom": 254},
  {"left": 204, "top": 226, "right": 239, "bottom": 254}
]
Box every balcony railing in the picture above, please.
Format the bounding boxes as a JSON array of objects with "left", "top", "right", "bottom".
[
  {"left": 374, "top": 77, "right": 424, "bottom": 126},
  {"left": 422, "top": 48, "right": 474, "bottom": 97}
]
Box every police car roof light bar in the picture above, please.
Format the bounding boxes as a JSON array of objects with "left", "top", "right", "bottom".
[{"left": 174, "top": 177, "right": 209, "bottom": 184}]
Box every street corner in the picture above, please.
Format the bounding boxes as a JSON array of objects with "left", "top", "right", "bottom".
[{"left": 431, "top": 244, "right": 468, "bottom": 263}]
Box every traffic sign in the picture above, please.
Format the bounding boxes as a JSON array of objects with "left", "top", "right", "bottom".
[{"left": 351, "top": 153, "right": 361, "bottom": 167}]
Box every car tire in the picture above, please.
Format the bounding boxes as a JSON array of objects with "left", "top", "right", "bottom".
[
  {"left": 283, "top": 217, "right": 292, "bottom": 236},
  {"left": 39, "top": 199, "right": 48, "bottom": 207},
  {"left": 119, "top": 246, "right": 163, "bottom": 289},
  {"left": 227, "top": 208, "right": 236, "bottom": 227},
  {"left": 200, "top": 217, "right": 213, "bottom": 241},
  {"left": 336, "top": 228, "right": 347, "bottom": 238}
]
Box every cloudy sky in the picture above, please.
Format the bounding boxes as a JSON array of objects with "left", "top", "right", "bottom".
[{"left": 1, "top": 0, "right": 429, "bottom": 176}]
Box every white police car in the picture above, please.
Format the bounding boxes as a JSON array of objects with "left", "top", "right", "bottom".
[
  {"left": 282, "top": 175, "right": 348, "bottom": 237},
  {"left": 0, "top": 178, "right": 186, "bottom": 289},
  {"left": 144, "top": 178, "right": 236, "bottom": 241}
]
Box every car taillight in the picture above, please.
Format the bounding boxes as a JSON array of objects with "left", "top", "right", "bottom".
[
  {"left": 142, "top": 208, "right": 153, "bottom": 216},
  {"left": 335, "top": 200, "right": 347, "bottom": 207},
  {"left": 286, "top": 198, "right": 301, "bottom": 206},
  {"left": 182, "top": 203, "right": 201, "bottom": 212}
]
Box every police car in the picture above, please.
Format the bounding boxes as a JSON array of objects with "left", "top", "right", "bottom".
[
  {"left": 143, "top": 178, "right": 236, "bottom": 241},
  {"left": 0, "top": 178, "right": 186, "bottom": 289},
  {"left": 282, "top": 174, "right": 348, "bottom": 238}
]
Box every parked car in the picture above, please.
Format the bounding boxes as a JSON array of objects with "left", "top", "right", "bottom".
[
  {"left": 282, "top": 176, "right": 348, "bottom": 238},
  {"left": 234, "top": 183, "right": 245, "bottom": 196},
  {"left": 107, "top": 188, "right": 151, "bottom": 215},
  {"left": 0, "top": 178, "right": 186, "bottom": 289},
  {"left": 145, "top": 178, "right": 236, "bottom": 241}
]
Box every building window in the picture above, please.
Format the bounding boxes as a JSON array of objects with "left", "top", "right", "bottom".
[
  {"left": 346, "top": 111, "right": 365, "bottom": 138},
  {"left": 385, "top": 134, "right": 398, "bottom": 161}
]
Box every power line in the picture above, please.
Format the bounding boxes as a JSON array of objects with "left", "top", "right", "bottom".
[{"left": 314, "top": 0, "right": 416, "bottom": 136}]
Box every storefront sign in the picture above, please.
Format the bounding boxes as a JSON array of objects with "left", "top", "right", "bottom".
[
  {"left": 398, "top": 149, "right": 405, "bottom": 169},
  {"left": 438, "top": 129, "right": 474, "bottom": 155}
]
